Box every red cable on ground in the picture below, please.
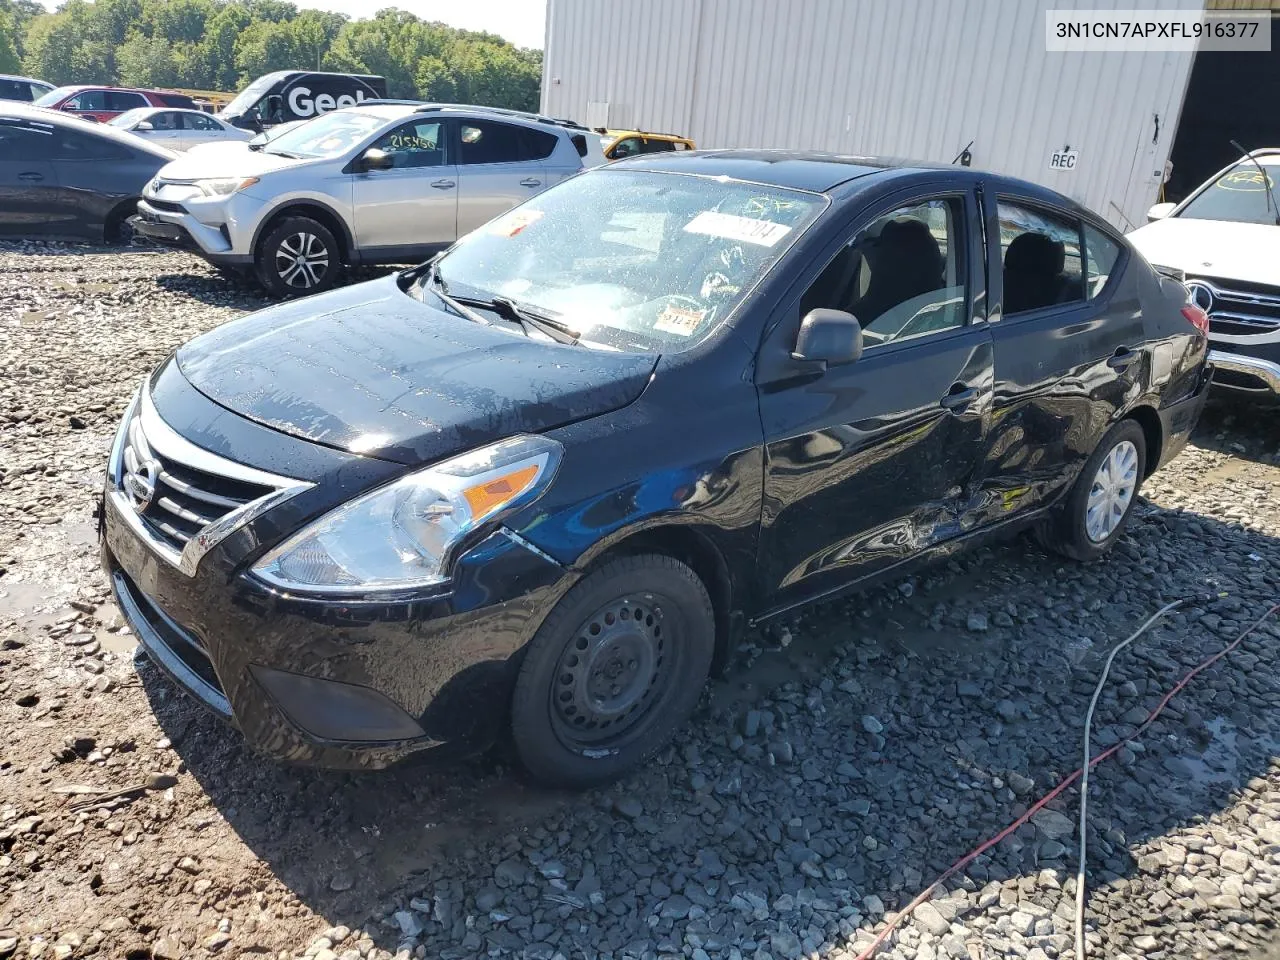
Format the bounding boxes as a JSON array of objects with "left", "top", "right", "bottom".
[{"left": 852, "top": 600, "right": 1280, "bottom": 960}]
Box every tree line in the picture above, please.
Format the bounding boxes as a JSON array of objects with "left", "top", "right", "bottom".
[{"left": 0, "top": 0, "right": 543, "bottom": 112}]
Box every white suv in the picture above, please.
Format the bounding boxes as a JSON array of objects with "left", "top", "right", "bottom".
[{"left": 131, "top": 103, "right": 605, "bottom": 296}]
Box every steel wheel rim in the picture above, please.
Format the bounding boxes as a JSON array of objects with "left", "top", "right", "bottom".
[
  {"left": 1085, "top": 439, "right": 1138, "bottom": 542},
  {"left": 549, "top": 596, "right": 675, "bottom": 750},
  {"left": 274, "top": 232, "right": 330, "bottom": 288}
]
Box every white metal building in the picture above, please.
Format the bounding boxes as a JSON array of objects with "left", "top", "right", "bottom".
[{"left": 541, "top": 0, "right": 1259, "bottom": 231}]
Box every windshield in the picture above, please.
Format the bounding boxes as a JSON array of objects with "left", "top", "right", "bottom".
[
  {"left": 33, "top": 85, "right": 76, "bottom": 107},
  {"left": 220, "top": 73, "right": 281, "bottom": 117},
  {"left": 262, "top": 110, "right": 384, "bottom": 158},
  {"left": 432, "top": 169, "right": 825, "bottom": 352},
  {"left": 108, "top": 108, "right": 150, "bottom": 128},
  {"left": 1178, "top": 160, "right": 1280, "bottom": 225}
]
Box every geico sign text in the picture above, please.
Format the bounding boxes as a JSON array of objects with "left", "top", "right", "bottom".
[{"left": 288, "top": 87, "right": 370, "bottom": 117}]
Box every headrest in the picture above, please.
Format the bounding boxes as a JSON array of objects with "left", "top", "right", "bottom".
[{"left": 1006, "top": 232, "right": 1065, "bottom": 276}]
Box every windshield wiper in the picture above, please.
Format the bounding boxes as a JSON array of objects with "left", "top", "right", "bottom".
[
  {"left": 416, "top": 259, "right": 489, "bottom": 325},
  {"left": 452, "top": 294, "right": 581, "bottom": 345},
  {"left": 264, "top": 148, "right": 304, "bottom": 159}
]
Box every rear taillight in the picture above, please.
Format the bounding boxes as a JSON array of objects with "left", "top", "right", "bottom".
[{"left": 1182, "top": 304, "right": 1209, "bottom": 337}]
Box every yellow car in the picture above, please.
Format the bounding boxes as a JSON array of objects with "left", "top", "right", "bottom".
[{"left": 597, "top": 128, "right": 696, "bottom": 160}]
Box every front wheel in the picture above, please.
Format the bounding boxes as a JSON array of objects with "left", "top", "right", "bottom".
[
  {"left": 1037, "top": 418, "right": 1147, "bottom": 561},
  {"left": 511, "top": 554, "right": 715, "bottom": 787},
  {"left": 254, "top": 216, "right": 340, "bottom": 298}
]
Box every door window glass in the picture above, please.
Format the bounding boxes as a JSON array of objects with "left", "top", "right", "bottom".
[
  {"left": 52, "top": 128, "right": 130, "bottom": 161},
  {"left": 997, "top": 201, "right": 1084, "bottom": 315},
  {"left": 107, "top": 91, "right": 147, "bottom": 111},
  {"left": 638, "top": 138, "right": 677, "bottom": 154},
  {"left": 65, "top": 90, "right": 108, "bottom": 111},
  {"left": 610, "top": 136, "right": 641, "bottom": 159},
  {"left": 519, "top": 126, "right": 558, "bottom": 161},
  {"left": 149, "top": 111, "right": 180, "bottom": 131},
  {"left": 369, "top": 120, "right": 446, "bottom": 168},
  {"left": 1083, "top": 224, "right": 1121, "bottom": 299},
  {"left": 186, "top": 113, "right": 220, "bottom": 131},
  {"left": 0, "top": 124, "right": 52, "bottom": 160},
  {"left": 458, "top": 120, "right": 524, "bottom": 165},
  {"left": 0, "top": 79, "right": 29, "bottom": 101},
  {"left": 800, "top": 197, "right": 967, "bottom": 348}
]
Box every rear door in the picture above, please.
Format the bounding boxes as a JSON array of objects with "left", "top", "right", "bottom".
[
  {"left": 755, "top": 187, "right": 994, "bottom": 613},
  {"left": 455, "top": 118, "right": 546, "bottom": 234},
  {"left": 0, "top": 120, "right": 59, "bottom": 236},
  {"left": 350, "top": 117, "right": 457, "bottom": 257},
  {"left": 106, "top": 91, "right": 147, "bottom": 121},
  {"left": 972, "top": 191, "right": 1146, "bottom": 526}
]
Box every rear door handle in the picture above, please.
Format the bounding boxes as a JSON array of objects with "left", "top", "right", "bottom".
[
  {"left": 430, "top": 179, "right": 455, "bottom": 190},
  {"left": 939, "top": 383, "right": 978, "bottom": 411},
  {"left": 519, "top": 177, "right": 542, "bottom": 188},
  {"left": 18, "top": 172, "right": 44, "bottom": 181},
  {"left": 1108, "top": 347, "right": 1140, "bottom": 370}
]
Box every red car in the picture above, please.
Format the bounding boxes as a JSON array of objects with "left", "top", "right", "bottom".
[{"left": 32, "top": 85, "right": 198, "bottom": 123}]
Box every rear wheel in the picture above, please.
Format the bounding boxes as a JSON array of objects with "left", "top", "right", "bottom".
[
  {"left": 511, "top": 554, "right": 714, "bottom": 787},
  {"left": 1037, "top": 419, "right": 1146, "bottom": 561},
  {"left": 254, "top": 216, "right": 340, "bottom": 298}
]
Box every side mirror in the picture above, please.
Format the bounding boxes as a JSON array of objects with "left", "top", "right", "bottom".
[
  {"left": 1147, "top": 201, "right": 1176, "bottom": 222},
  {"left": 792, "top": 309, "right": 863, "bottom": 367},
  {"left": 135, "top": 120, "right": 154, "bottom": 132},
  {"left": 359, "top": 147, "right": 395, "bottom": 172}
]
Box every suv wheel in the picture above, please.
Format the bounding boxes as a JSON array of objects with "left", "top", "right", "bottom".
[{"left": 255, "top": 216, "right": 339, "bottom": 298}]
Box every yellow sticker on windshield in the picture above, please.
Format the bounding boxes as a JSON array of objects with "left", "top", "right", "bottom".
[
  {"left": 489, "top": 209, "right": 544, "bottom": 237},
  {"left": 654, "top": 304, "right": 706, "bottom": 336},
  {"left": 684, "top": 210, "right": 792, "bottom": 247}
]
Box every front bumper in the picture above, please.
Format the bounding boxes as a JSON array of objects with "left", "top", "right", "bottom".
[
  {"left": 132, "top": 197, "right": 255, "bottom": 266},
  {"left": 1208, "top": 349, "right": 1280, "bottom": 399},
  {"left": 100, "top": 380, "right": 572, "bottom": 770}
]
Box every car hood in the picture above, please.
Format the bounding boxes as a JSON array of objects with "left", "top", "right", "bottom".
[
  {"left": 175, "top": 275, "right": 659, "bottom": 466},
  {"left": 155, "top": 146, "right": 310, "bottom": 180},
  {"left": 1127, "top": 216, "right": 1280, "bottom": 285}
]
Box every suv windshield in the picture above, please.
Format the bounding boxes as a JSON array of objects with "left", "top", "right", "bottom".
[
  {"left": 220, "top": 74, "right": 280, "bottom": 117},
  {"left": 33, "top": 86, "right": 76, "bottom": 107},
  {"left": 1177, "top": 159, "right": 1280, "bottom": 225},
  {"left": 262, "top": 110, "right": 384, "bottom": 158},
  {"left": 430, "top": 169, "right": 824, "bottom": 352}
]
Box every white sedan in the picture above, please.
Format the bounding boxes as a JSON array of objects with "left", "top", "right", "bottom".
[{"left": 109, "top": 108, "right": 252, "bottom": 152}]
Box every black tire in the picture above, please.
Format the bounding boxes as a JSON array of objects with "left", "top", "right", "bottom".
[
  {"left": 1036, "top": 418, "right": 1147, "bottom": 562},
  {"left": 511, "top": 554, "right": 715, "bottom": 787},
  {"left": 104, "top": 202, "right": 137, "bottom": 245},
  {"left": 254, "top": 216, "right": 340, "bottom": 298}
]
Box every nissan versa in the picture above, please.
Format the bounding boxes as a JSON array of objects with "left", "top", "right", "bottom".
[{"left": 101, "top": 152, "right": 1210, "bottom": 786}]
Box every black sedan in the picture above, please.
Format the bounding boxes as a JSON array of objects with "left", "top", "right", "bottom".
[
  {"left": 0, "top": 102, "right": 174, "bottom": 242},
  {"left": 100, "top": 151, "right": 1210, "bottom": 786}
]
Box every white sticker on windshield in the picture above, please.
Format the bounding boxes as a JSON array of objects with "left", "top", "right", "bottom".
[
  {"left": 653, "top": 304, "right": 706, "bottom": 336},
  {"left": 684, "top": 210, "right": 792, "bottom": 247}
]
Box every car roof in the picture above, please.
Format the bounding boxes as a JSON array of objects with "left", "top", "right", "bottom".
[
  {"left": 611, "top": 150, "right": 954, "bottom": 192},
  {"left": 0, "top": 101, "right": 174, "bottom": 155},
  {"left": 344, "top": 102, "right": 584, "bottom": 133}
]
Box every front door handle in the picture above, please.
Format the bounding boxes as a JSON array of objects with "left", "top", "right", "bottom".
[
  {"left": 18, "top": 172, "right": 44, "bottom": 181},
  {"left": 1107, "top": 347, "right": 1140, "bottom": 370},
  {"left": 939, "top": 383, "right": 978, "bottom": 411},
  {"left": 519, "top": 177, "right": 542, "bottom": 188},
  {"left": 430, "top": 179, "right": 455, "bottom": 190}
]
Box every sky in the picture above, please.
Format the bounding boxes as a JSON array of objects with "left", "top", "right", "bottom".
[{"left": 36, "top": 0, "right": 549, "bottom": 48}]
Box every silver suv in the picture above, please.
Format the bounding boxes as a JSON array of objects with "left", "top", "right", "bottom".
[{"left": 131, "top": 103, "right": 605, "bottom": 296}]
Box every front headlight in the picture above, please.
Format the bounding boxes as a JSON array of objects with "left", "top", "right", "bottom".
[
  {"left": 195, "top": 176, "right": 260, "bottom": 197},
  {"left": 251, "top": 435, "right": 562, "bottom": 595}
]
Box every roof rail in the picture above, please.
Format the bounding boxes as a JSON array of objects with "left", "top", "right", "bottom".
[{"left": 413, "top": 101, "right": 587, "bottom": 131}]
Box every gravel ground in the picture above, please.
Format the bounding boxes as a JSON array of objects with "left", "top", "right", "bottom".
[{"left": 2, "top": 242, "right": 1280, "bottom": 960}]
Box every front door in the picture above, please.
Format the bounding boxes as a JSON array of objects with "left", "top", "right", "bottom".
[
  {"left": 0, "top": 121, "right": 59, "bottom": 237},
  {"left": 350, "top": 117, "right": 457, "bottom": 259},
  {"left": 455, "top": 118, "right": 546, "bottom": 235},
  {"left": 972, "top": 195, "right": 1145, "bottom": 526},
  {"left": 756, "top": 190, "right": 993, "bottom": 614}
]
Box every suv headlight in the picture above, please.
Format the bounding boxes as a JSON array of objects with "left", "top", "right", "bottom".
[
  {"left": 251, "top": 435, "right": 562, "bottom": 595},
  {"left": 195, "top": 176, "right": 260, "bottom": 197}
]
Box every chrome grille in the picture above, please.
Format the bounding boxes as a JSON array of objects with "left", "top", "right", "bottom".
[
  {"left": 1185, "top": 276, "right": 1280, "bottom": 337},
  {"left": 108, "top": 385, "right": 312, "bottom": 576},
  {"left": 121, "top": 413, "right": 274, "bottom": 551}
]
